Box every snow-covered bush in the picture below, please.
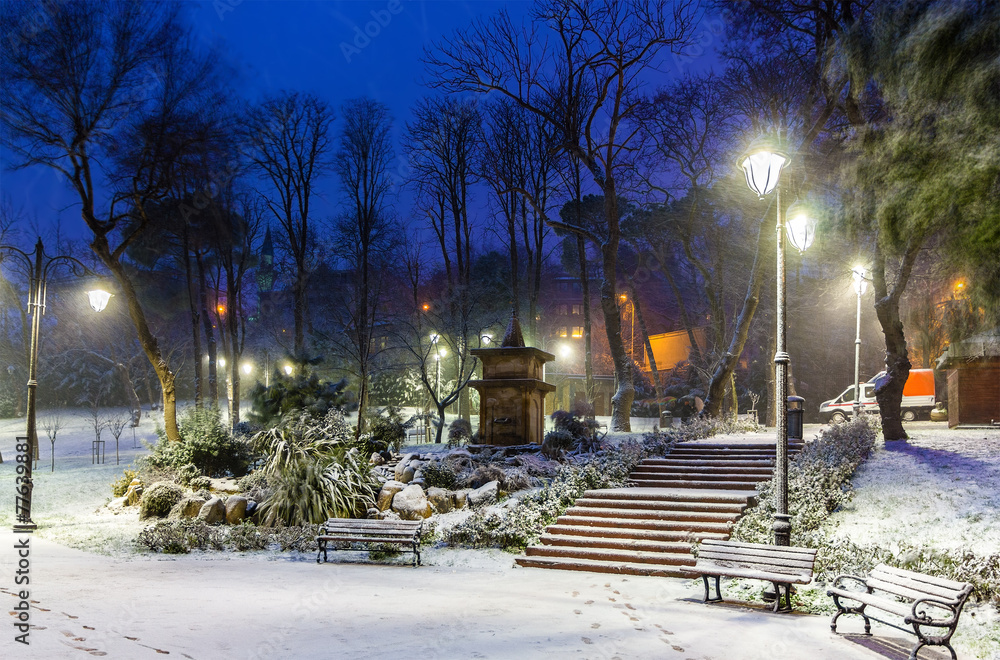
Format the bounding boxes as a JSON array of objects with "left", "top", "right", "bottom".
[
  {"left": 228, "top": 521, "right": 269, "bottom": 551},
  {"left": 731, "top": 415, "right": 879, "bottom": 545},
  {"left": 447, "top": 418, "right": 472, "bottom": 448},
  {"left": 110, "top": 469, "right": 138, "bottom": 497},
  {"left": 138, "top": 482, "right": 185, "bottom": 520},
  {"left": 143, "top": 408, "right": 251, "bottom": 478},
  {"left": 422, "top": 461, "right": 460, "bottom": 490},
  {"left": 136, "top": 519, "right": 226, "bottom": 553}
]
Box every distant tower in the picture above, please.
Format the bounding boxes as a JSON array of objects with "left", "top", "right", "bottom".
[{"left": 255, "top": 226, "right": 275, "bottom": 318}]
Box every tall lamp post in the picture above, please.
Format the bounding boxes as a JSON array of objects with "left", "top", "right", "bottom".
[
  {"left": 1, "top": 239, "right": 111, "bottom": 532},
  {"left": 851, "top": 267, "right": 869, "bottom": 418},
  {"left": 739, "top": 139, "right": 815, "bottom": 546}
]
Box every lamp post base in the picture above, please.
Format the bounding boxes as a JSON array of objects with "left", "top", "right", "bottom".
[{"left": 773, "top": 513, "right": 791, "bottom": 547}]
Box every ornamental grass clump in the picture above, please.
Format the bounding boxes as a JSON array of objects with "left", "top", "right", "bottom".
[{"left": 252, "top": 411, "right": 380, "bottom": 526}]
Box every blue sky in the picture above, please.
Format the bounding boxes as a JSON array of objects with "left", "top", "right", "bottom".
[{"left": 1, "top": 0, "right": 723, "bottom": 245}]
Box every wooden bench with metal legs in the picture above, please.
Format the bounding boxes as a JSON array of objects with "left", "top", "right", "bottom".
[
  {"left": 680, "top": 539, "right": 817, "bottom": 613},
  {"left": 827, "top": 563, "right": 972, "bottom": 660}
]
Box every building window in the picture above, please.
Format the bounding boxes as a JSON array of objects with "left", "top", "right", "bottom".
[
  {"left": 571, "top": 326, "right": 584, "bottom": 338},
  {"left": 557, "top": 327, "right": 568, "bottom": 338},
  {"left": 557, "top": 304, "right": 568, "bottom": 315},
  {"left": 571, "top": 304, "right": 582, "bottom": 315}
]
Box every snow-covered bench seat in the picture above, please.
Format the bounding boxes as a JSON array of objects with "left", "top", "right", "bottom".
[
  {"left": 828, "top": 564, "right": 972, "bottom": 660},
  {"left": 315, "top": 518, "right": 423, "bottom": 567},
  {"left": 680, "top": 539, "right": 817, "bottom": 612}
]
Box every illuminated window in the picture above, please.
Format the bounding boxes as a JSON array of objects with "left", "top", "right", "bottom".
[
  {"left": 571, "top": 326, "right": 584, "bottom": 338},
  {"left": 571, "top": 304, "right": 582, "bottom": 315},
  {"left": 557, "top": 327, "right": 568, "bottom": 338}
]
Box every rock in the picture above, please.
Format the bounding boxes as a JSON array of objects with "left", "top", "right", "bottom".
[
  {"left": 168, "top": 496, "right": 207, "bottom": 520},
  {"left": 245, "top": 500, "right": 258, "bottom": 517},
  {"left": 426, "top": 487, "right": 455, "bottom": 514},
  {"left": 391, "top": 484, "right": 432, "bottom": 520},
  {"left": 454, "top": 489, "right": 472, "bottom": 509},
  {"left": 225, "top": 496, "right": 248, "bottom": 524},
  {"left": 107, "top": 496, "right": 127, "bottom": 512},
  {"left": 376, "top": 480, "right": 407, "bottom": 511},
  {"left": 366, "top": 506, "right": 380, "bottom": 518},
  {"left": 197, "top": 496, "right": 226, "bottom": 524},
  {"left": 375, "top": 509, "right": 401, "bottom": 521},
  {"left": 124, "top": 483, "right": 144, "bottom": 506},
  {"left": 410, "top": 478, "right": 426, "bottom": 488},
  {"left": 468, "top": 480, "right": 499, "bottom": 508},
  {"left": 370, "top": 452, "right": 385, "bottom": 466},
  {"left": 400, "top": 465, "right": 416, "bottom": 484},
  {"left": 394, "top": 453, "right": 418, "bottom": 480}
]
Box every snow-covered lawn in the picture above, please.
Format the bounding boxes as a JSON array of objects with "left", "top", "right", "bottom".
[{"left": 1, "top": 410, "right": 998, "bottom": 657}]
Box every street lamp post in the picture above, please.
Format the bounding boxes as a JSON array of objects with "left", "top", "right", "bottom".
[
  {"left": 1, "top": 239, "right": 111, "bottom": 532},
  {"left": 739, "top": 139, "right": 814, "bottom": 547},
  {"left": 852, "top": 267, "right": 868, "bottom": 418}
]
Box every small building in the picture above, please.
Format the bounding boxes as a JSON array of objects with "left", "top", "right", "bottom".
[{"left": 936, "top": 329, "right": 1000, "bottom": 427}]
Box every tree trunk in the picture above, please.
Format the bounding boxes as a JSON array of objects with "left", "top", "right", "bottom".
[
  {"left": 872, "top": 248, "right": 914, "bottom": 441},
  {"left": 703, "top": 223, "right": 768, "bottom": 418},
  {"left": 627, "top": 273, "right": 663, "bottom": 419},
  {"left": 90, "top": 237, "right": 180, "bottom": 442},
  {"left": 577, "top": 237, "right": 595, "bottom": 410},
  {"left": 599, "top": 220, "right": 634, "bottom": 432},
  {"left": 196, "top": 252, "right": 219, "bottom": 407},
  {"left": 182, "top": 226, "right": 202, "bottom": 407}
]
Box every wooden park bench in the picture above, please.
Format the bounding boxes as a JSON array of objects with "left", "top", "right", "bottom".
[
  {"left": 316, "top": 518, "right": 423, "bottom": 567},
  {"left": 827, "top": 564, "right": 973, "bottom": 660},
  {"left": 680, "top": 539, "right": 818, "bottom": 612}
]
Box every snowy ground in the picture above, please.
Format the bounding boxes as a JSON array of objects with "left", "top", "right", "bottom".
[{"left": 0, "top": 409, "right": 998, "bottom": 658}]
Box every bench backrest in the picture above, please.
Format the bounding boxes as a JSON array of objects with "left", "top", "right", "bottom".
[
  {"left": 321, "top": 519, "right": 421, "bottom": 530},
  {"left": 698, "top": 539, "right": 817, "bottom": 578},
  {"left": 868, "top": 564, "right": 973, "bottom": 606}
]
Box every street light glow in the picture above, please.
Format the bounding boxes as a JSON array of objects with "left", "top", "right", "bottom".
[
  {"left": 739, "top": 139, "right": 789, "bottom": 199},
  {"left": 242, "top": 362, "right": 253, "bottom": 375},
  {"left": 87, "top": 289, "right": 113, "bottom": 313},
  {"left": 852, "top": 266, "right": 868, "bottom": 295},
  {"left": 218, "top": 357, "right": 226, "bottom": 368},
  {"left": 786, "top": 209, "right": 816, "bottom": 253},
  {"left": 283, "top": 365, "right": 293, "bottom": 375}
]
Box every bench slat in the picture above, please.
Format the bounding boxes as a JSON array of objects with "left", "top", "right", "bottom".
[
  {"left": 683, "top": 563, "right": 812, "bottom": 584},
  {"left": 696, "top": 549, "right": 817, "bottom": 571},
  {"left": 321, "top": 519, "right": 421, "bottom": 528},
  {"left": 317, "top": 536, "right": 418, "bottom": 544},
  {"left": 869, "top": 565, "right": 969, "bottom": 601},
  {"left": 828, "top": 587, "right": 914, "bottom": 618},
  {"left": 700, "top": 539, "right": 817, "bottom": 558},
  {"left": 865, "top": 576, "right": 963, "bottom": 606}
]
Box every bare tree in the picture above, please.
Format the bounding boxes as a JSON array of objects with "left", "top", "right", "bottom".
[
  {"left": 40, "top": 411, "right": 62, "bottom": 472},
  {"left": 480, "top": 99, "right": 559, "bottom": 343},
  {"left": 1, "top": 1, "right": 229, "bottom": 442},
  {"left": 107, "top": 408, "right": 130, "bottom": 466},
  {"left": 425, "top": 0, "right": 699, "bottom": 430},
  {"left": 243, "top": 92, "right": 334, "bottom": 354},
  {"left": 328, "top": 97, "right": 398, "bottom": 435}
]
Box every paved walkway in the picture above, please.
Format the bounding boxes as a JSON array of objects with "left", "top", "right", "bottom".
[{"left": 1, "top": 531, "right": 912, "bottom": 660}]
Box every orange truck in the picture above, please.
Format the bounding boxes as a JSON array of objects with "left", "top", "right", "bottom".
[{"left": 819, "top": 368, "right": 936, "bottom": 423}]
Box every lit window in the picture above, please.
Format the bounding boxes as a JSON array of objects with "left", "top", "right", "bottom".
[
  {"left": 557, "top": 327, "right": 568, "bottom": 338},
  {"left": 571, "top": 326, "right": 583, "bottom": 338},
  {"left": 571, "top": 304, "right": 582, "bottom": 315}
]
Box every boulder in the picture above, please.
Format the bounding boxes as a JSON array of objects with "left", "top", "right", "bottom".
[
  {"left": 454, "top": 489, "right": 472, "bottom": 509},
  {"left": 168, "top": 496, "right": 207, "bottom": 520},
  {"left": 394, "top": 453, "right": 418, "bottom": 481},
  {"left": 468, "top": 480, "right": 499, "bottom": 508},
  {"left": 391, "top": 484, "right": 432, "bottom": 520},
  {"left": 370, "top": 452, "right": 385, "bottom": 466},
  {"left": 197, "top": 496, "right": 226, "bottom": 524},
  {"left": 426, "top": 487, "right": 455, "bottom": 514},
  {"left": 400, "top": 465, "right": 416, "bottom": 484},
  {"left": 124, "top": 483, "right": 143, "bottom": 507},
  {"left": 107, "top": 496, "right": 127, "bottom": 512},
  {"left": 225, "top": 496, "right": 248, "bottom": 524},
  {"left": 376, "top": 480, "right": 407, "bottom": 511}
]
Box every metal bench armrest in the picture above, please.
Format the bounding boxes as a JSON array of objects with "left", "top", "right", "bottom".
[
  {"left": 830, "top": 574, "right": 870, "bottom": 592},
  {"left": 906, "top": 596, "right": 961, "bottom": 627}
]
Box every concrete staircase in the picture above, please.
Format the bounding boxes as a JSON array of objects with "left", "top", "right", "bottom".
[{"left": 515, "top": 440, "right": 802, "bottom": 577}]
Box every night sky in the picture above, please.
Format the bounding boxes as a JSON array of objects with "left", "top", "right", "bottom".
[{"left": 1, "top": 0, "right": 722, "bottom": 243}]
